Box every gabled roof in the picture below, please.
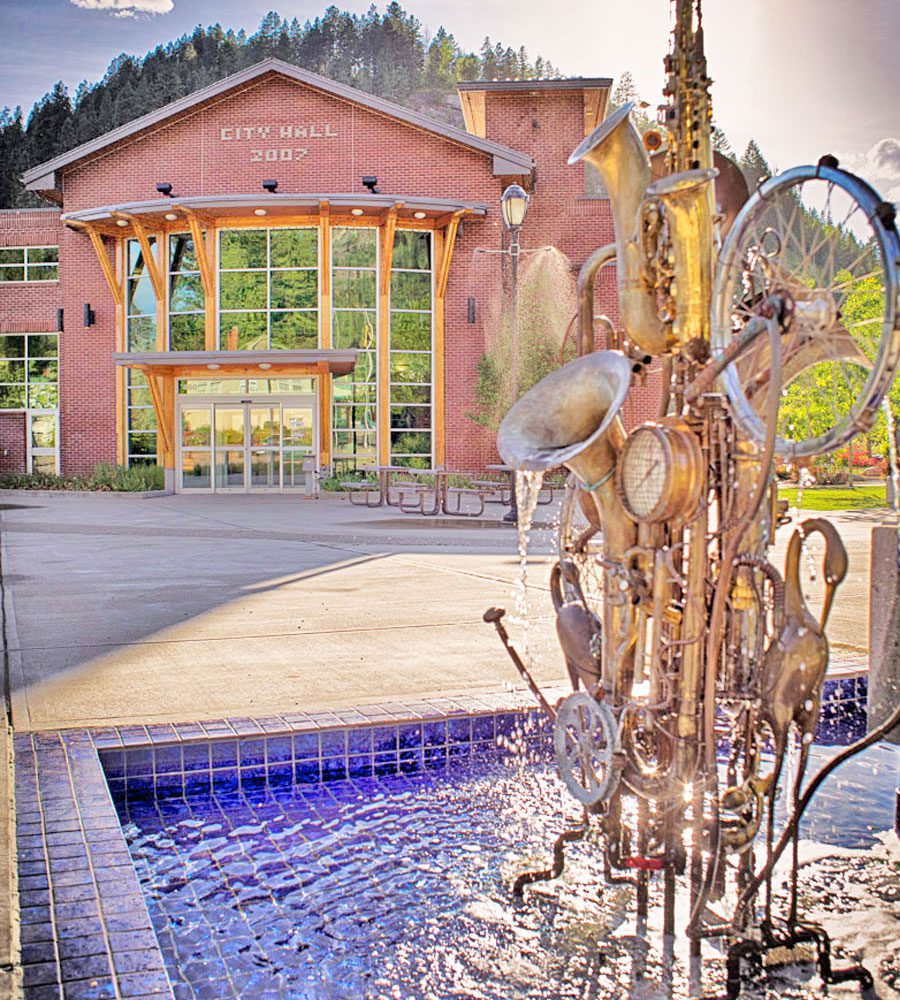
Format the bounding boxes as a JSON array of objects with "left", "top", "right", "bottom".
[{"left": 22, "top": 58, "right": 532, "bottom": 196}]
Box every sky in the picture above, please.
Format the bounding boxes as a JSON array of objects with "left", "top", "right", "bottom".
[{"left": 1, "top": 0, "right": 898, "bottom": 201}]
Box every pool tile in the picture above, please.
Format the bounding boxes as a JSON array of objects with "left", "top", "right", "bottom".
[
  {"left": 294, "top": 759, "right": 320, "bottom": 784},
  {"left": 320, "top": 757, "right": 347, "bottom": 781},
  {"left": 239, "top": 738, "right": 266, "bottom": 767},
  {"left": 372, "top": 727, "right": 398, "bottom": 753},
  {"left": 181, "top": 743, "right": 210, "bottom": 772},
  {"left": 319, "top": 730, "right": 345, "bottom": 757},
  {"left": 471, "top": 715, "right": 495, "bottom": 742},
  {"left": 422, "top": 721, "right": 447, "bottom": 747},
  {"left": 347, "top": 728, "right": 373, "bottom": 754},
  {"left": 293, "top": 732, "right": 319, "bottom": 760},
  {"left": 209, "top": 740, "right": 237, "bottom": 769},
  {"left": 347, "top": 755, "right": 373, "bottom": 779},
  {"left": 62, "top": 975, "right": 117, "bottom": 998},
  {"left": 22, "top": 960, "right": 61, "bottom": 987},
  {"left": 265, "top": 736, "right": 292, "bottom": 764}
]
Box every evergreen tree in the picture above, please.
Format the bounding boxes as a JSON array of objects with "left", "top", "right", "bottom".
[{"left": 2, "top": 4, "right": 558, "bottom": 208}]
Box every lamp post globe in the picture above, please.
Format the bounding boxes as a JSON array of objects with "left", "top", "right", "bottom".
[{"left": 500, "top": 183, "right": 530, "bottom": 230}]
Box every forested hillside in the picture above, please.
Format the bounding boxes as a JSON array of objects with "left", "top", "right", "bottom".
[{"left": 0, "top": 3, "right": 559, "bottom": 209}]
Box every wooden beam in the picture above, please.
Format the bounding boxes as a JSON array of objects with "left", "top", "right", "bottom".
[
  {"left": 204, "top": 226, "right": 218, "bottom": 350},
  {"left": 115, "top": 239, "right": 127, "bottom": 465},
  {"left": 436, "top": 209, "right": 465, "bottom": 300},
  {"left": 432, "top": 228, "right": 446, "bottom": 468},
  {"left": 459, "top": 90, "right": 486, "bottom": 138},
  {"left": 65, "top": 222, "right": 123, "bottom": 307},
  {"left": 144, "top": 371, "right": 173, "bottom": 456},
  {"left": 379, "top": 205, "right": 399, "bottom": 297},
  {"left": 316, "top": 361, "right": 331, "bottom": 469},
  {"left": 377, "top": 209, "right": 398, "bottom": 464},
  {"left": 318, "top": 201, "right": 331, "bottom": 350},
  {"left": 175, "top": 206, "right": 213, "bottom": 302},
  {"left": 112, "top": 213, "right": 164, "bottom": 303}
]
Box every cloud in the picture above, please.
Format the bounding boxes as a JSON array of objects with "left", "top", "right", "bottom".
[
  {"left": 888, "top": 185, "right": 900, "bottom": 204},
  {"left": 69, "top": 0, "right": 173, "bottom": 16},
  {"left": 867, "top": 138, "right": 900, "bottom": 181}
]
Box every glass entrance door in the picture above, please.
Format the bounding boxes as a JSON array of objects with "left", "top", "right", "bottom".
[
  {"left": 214, "top": 406, "right": 247, "bottom": 491},
  {"left": 248, "top": 406, "right": 281, "bottom": 490},
  {"left": 177, "top": 396, "right": 317, "bottom": 494}
]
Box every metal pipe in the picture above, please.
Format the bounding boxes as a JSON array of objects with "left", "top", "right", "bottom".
[{"left": 576, "top": 243, "right": 617, "bottom": 356}]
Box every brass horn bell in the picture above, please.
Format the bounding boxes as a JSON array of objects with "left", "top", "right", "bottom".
[
  {"left": 496, "top": 350, "right": 631, "bottom": 479},
  {"left": 497, "top": 350, "right": 637, "bottom": 695}
]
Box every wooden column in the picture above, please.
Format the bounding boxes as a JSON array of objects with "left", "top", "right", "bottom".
[
  {"left": 432, "top": 211, "right": 465, "bottom": 469},
  {"left": 377, "top": 206, "right": 399, "bottom": 464},
  {"left": 317, "top": 361, "right": 331, "bottom": 469},
  {"left": 115, "top": 239, "right": 128, "bottom": 466},
  {"left": 204, "top": 226, "right": 218, "bottom": 350}
]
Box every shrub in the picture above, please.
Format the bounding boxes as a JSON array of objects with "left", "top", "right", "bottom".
[{"left": 0, "top": 463, "right": 164, "bottom": 492}]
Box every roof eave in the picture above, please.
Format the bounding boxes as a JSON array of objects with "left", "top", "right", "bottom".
[{"left": 21, "top": 58, "right": 532, "bottom": 187}]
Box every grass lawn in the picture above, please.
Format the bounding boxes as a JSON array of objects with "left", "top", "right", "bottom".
[{"left": 777, "top": 482, "right": 888, "bottom": 510}]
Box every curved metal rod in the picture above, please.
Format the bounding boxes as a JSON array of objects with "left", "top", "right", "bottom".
[
  {"left": 733, "top": 699, "right": 900, "bottom": 926},
  {"left": 688, "top": 313, "right": 783, "bottom": 937},
  {"left": 577, "top": 243, "right": 617, "bottom": 356}
]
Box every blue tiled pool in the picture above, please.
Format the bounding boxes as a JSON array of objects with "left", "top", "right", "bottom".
[
  {"left": 14, "top": 680, "right": 895, "bottom": 1000},
  {"left": 106, "top": 717, "right": 900, "bottom": 1000}
]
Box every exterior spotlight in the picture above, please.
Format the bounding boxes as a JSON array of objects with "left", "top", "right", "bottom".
[
  {"left": 115, "top": 219, "right": 129, "bottom": 227},
  {"left": 156, "top": 182, "right": 173, "bottom": 197},
  {"left": 350, "top": 208, "right": 364, "bottom": 216},
  {"left": 164, "top": 212, "right": 178, "bottom": 222},
  {"left": 413, "top": 211, "right": 427, "bottom": 219},
  {"left": 254, "top": 208, "right": 267, "bottom": 217},
  {"left": 361, "top": 175, "right": 379, "bottom": 194},
  {"left": 501, "top": 183, "right": 530, "bottom": 230},
  {"left": 262, "top": 179, "right": 278, "bottom": 193}
]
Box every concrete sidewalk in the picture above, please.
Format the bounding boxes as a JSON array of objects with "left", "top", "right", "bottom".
[
  {"left": 2, "top": 492, "right": 566, "bottom": 730},
  {"left": 0, "top": 491, "right": 884, "bottom": 731}
]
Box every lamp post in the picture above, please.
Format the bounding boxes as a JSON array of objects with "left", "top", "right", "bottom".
[
  {"left": 500, "top": 183, "right": 530, "bottom": 523},
  {"left": 500, "top": 183, "right": 530, "bottom": 400}
]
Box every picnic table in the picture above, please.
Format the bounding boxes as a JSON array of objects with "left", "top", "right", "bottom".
[{"left": 341, "top": 465, "right": 498, "bottom": 517}]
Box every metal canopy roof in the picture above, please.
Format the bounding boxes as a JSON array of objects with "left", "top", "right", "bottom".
[
  {"left": 63, "top": 193, "right": 488, "bottom": 228},
  {"left": 113, "top": 349, "right": 359, "bottom": 377}
]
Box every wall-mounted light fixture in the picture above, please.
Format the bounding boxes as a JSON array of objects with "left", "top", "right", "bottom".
[
  {"left": 156, "top": 182, "right": 173, "bottom": 197},
  {"left": 350, "top": 208, "right": 364, "bottom": 217},
  {"left": 83, "top": 303, "right": 95, "bottom": 328},
  {"left": 361, "top": 175, "right": 379, "bottom": 194},
  {"left": 115, "top": 219, "right": 129, "bottom": 228},
  {"left": 413, "top": 211, "right": 426, "bottom": 220},
  {"left": 254, "top": 208, "right": 268, "bottom": 217},
  {"left": 262, "top": 179, "right": 278, "bottom": 193},
  {"left": 164, "top": 212, "right": 178, "bottom": 222}
]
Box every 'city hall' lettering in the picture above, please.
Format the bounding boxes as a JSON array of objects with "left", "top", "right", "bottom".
[{"left": 220, "top": 124, "right": 338, "bottom": 141}]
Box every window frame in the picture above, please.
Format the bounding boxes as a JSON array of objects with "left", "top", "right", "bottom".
[{"left": 0, "top": 245, "right": 59, "bottom": 284}]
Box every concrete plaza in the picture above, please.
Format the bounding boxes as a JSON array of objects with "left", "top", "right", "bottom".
[{"left": 1, "top": 490, "right": 883, "bottom": 732}]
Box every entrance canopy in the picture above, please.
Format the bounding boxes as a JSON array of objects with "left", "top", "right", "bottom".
[
  {"left": 113, "top": 349, "right": 356, "bottom": 479},
  {"left": 113, "top": 348, "right": 358, "bottom": 378}
]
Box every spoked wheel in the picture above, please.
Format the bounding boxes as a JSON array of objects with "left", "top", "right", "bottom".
[
  {"left": 712, "top": 163, "right": 900, "bottom": 461},
  {"left": 553, "top": 692, "right": 621, "bottom": 806}
]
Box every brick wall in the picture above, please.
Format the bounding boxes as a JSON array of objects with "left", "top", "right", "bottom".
[
  {"left": 0, "top": 412, "right": 26, "bottom": 474},
  {"left": 11, "top": 72, "right": 663, "bottom": 478}
]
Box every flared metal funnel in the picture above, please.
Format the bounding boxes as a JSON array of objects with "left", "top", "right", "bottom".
[{"left": 497, "top": 351, "right": 632, "bottom": 472}]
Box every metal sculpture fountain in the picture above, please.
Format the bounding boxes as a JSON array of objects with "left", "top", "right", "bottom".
[{"left": 485, "top": 2, "right": 900, "bottom": 995}]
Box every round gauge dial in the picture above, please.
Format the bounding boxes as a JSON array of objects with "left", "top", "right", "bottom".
[
  {"left": 616, "top": 420, "right": 703, "bottom": 524},
  {"left": 619, "top": 427, "right": 668, "bottom": 519}
]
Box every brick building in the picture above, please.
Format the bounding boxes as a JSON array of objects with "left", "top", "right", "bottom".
[{"left": 0, "top": 59, "right": 627, "bottom": 493}]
